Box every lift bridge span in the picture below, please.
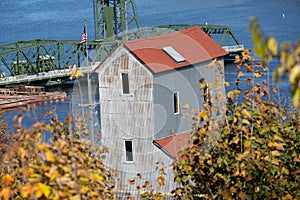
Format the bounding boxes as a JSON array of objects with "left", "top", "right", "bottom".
[{"left": 0, "top": 24, "right": 244, "bottom": 87}]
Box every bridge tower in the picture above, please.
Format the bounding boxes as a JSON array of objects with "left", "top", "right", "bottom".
[{"left": 93, "top": 0, "right": 140, "bottom": 40}]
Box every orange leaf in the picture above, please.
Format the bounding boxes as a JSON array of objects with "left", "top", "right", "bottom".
[
  {"left": 128, "top": 179, "right": 135, "bottom": 185},
  {"left": 142, "top": 181, "right": 149, "bottom": 188},
  {"left": 285, "top": 193, "right": 293, "bottom": 200},
  {"left": 182, "top": 104, "right": 190, "bottom": 109},
  {"left": 254, "top": 70, "right": 263, "bottom": 78},
  {"left": 21, "top": 184, "right": 33, "bottom": 198},
  {"left": 157, "top": 176, "right": 165, "bottom": 186},
  {"left": 238, "top": 72, "right": 245, "bottom": 78},
  {"left": 271, "top": 150, "right": 281, "bottom": 156},
  {"left": 159, "top": 168, "right": 166, "bottom": 175},
  {"left": 2, "top": 174, "right": 14, "bottom": 186},
  {"left": 0, "top": 188, "right": 11, "bottom": 200}
]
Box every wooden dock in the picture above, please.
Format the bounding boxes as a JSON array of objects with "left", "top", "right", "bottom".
[{"left": 0, "top": 86, "right": 67, "bottom": 110}]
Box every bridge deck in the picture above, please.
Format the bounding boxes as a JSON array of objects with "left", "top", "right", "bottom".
[{"left": 0, "top": 65, "right": 98, "bottom": 86}]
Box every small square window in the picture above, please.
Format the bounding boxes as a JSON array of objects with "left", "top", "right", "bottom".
[
  {"left": 124, "top": 140, "right": 133, "bottom": 162},
  {"left": 121, "top": 72, "right": 129, "bottom": 94}
]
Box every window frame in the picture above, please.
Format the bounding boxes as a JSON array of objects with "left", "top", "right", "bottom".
[
  {"left": 173, "top": 91, "right": 180, "bottom": 115},
  {"left": 121, "top": 72, "right": 130, "bottom": 95},
  {"left": 124, "top": 140, "right": 134, "bottom": 163}
]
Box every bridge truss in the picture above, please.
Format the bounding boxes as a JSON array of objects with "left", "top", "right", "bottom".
[{"left": 0, "top": 0, "right": 244, "bottom": 86}]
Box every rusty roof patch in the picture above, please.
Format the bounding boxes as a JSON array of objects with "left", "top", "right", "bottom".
[
  {"left": 124, "top": 26, "right": 228, "bottom": 73},
  {"left": 153, "top": 130, "right": 193, "bottom": 159}
]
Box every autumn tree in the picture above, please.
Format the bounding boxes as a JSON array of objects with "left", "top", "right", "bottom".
[
  {"left": 172, "top": 19, "right": 300, "bottom": 199},
  {"left": 0, "top": 114, "right": 115, "bottom": 200}
]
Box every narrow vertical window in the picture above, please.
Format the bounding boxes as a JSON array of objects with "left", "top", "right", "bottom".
[
  {"left": 121, "top": 72, "right": 129, "bottom": 94},
  {"left": 203, "top": 83, "right": 210, "bottom": 104},
  {"left": 124, "top": 140, "right": 133, "bottom": 162},
  {"left": 174, "top": 91, "right": 179, "bottom": 114}
]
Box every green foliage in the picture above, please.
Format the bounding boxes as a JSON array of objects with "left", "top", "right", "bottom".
[
  {"left": 0, "top": 114, "right": 115, "bottom": 200},
  {"left": 173, "top": 29, "right": 300, "bottom": 198}
]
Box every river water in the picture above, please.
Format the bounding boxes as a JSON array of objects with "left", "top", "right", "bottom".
[{"left": 1, "top": 0, "right": 300, "bottom": 130}]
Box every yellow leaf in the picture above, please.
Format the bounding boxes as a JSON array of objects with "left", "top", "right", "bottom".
[
  {"left": 241, "top": 109, "right": 251, "bottom": 118},
  {"left": 242, "top": 119, "right": 251, "bottom": 125},
  {"left": 274, "top": 134, "right": 284, "bottom": 142},
  {"left": 79, "top": 177, "right": 89, "bottom": 183},
  {"left": 233, "top": 89, "right": 242, "bottom": 95},
  {"left": 21, "top": 185, "right": 32, "bottom": 198},
  {"left": 2, "top": 174, "right": 14, "bottom": 186},
  {"left": 271, "top": 159, "right": 280, "bottom": 165},
  {"left": 80, "top": 186, "right": 89, "bottom": 194},
  {"left": 267, "top": 36, "right": 278, "bottom": 55},
  {"left": 36, "top": 183, "right": 51, "bottom": 198},
  {"left": 274, "top": 142, "right": 285, "bottom": 150},
  {"left": 254, "top": 70, "right": 263, "bottom": 78},
  {"left": 47, "top": 172, "right": 59, "bottom": 181},
  {"left": 157, "top": 176, "right": 165, "bottom": 186},
  {"left": 290, "top": 64, "right": 300, "bottom": 84},
  {"left": 227, "top": 91, "right": 234, "bottom": 100},
  {"left": 271, "top": 150, "right": 281, "bottom": 156},
  {"left": 199, "top": 110, "right": 208, "bottom": 120},
  {"left": 35, "top": 187, "right": 43, "bottom": 198},
  {"left": 282, "top": 167, "right": 289, "bottom": 175},
  {"left": 93, "top": 174, "right": 104, "bottom": 182},
  {"left": 19, "top": 147, "right": 27, "bottom": 159},
  {"left": 207, "top": 159, "right": 212, "bottom": 165},
  {"left": 207, "top": 59, "right": 217, "bottom": 68},
  {"left": 244, "top": 140, "right": 251, "bottom": 148},
  {"left": 240, "top": 170, "right": 246, "bottom": 177},
  {"left": 45, "top": 150, "right": 55, "bottom": 162},
  {"left": 233, "top": 169, "right": 240, "bottom": 176},
  {"left": 224, "top": 81, "right": 230, "bottom": 88},
  {"left": 268, "top": 142, "right": 274, "bottom": 148},
  {"left": 0, "top": 187, "right": 11, "bottom": 200}
]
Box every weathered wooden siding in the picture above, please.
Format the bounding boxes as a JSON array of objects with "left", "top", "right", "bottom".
[
  {"left": 153, "top": 60, "right": 226, "bottom": 139},
  {"left": 95, "top": 46, "right": 177, "bottom": 195}
]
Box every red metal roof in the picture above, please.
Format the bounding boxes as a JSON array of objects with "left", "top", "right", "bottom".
[
  {"left": 154, "top": 130, "right": 193, "bottom": 158},
  {"left": 124, "top": 26, "right": 228, "bottom": 73}
]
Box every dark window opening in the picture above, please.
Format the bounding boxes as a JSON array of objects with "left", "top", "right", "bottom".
[
  {"left": 125, "top": 140, "right": 133, "bottom": 162},
  {"left": 174, "top": 91, "right": 179, "bottom": 114},
  {"left": 121, "top": 72, "right": 129, "bottom": 94}
]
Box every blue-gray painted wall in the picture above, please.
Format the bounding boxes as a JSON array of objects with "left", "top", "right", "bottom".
[{"left": 153, "top": 60, "right": 225, "bottom": 139}]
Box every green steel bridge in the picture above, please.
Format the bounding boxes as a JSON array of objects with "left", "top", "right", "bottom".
[{"left": 0, "top": 0, "right": 244, "bottom": 87}]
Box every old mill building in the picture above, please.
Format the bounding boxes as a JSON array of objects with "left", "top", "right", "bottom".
[{"left": 93, "top": 26, "right": 228, "bottom": 197}]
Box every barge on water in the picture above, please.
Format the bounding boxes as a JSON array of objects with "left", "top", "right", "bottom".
[{"left": 0, "top": 85, "right": 67, "bottom": 110}]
